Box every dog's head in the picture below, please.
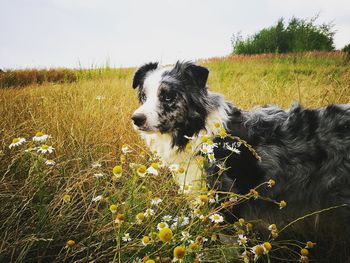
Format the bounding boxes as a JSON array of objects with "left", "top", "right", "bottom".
[{"left": 131, "top": 61, "right": 210, "bottom": 148}]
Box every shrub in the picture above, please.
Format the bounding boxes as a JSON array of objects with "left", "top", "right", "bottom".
[{"left": 232, "top": 16, "right": 335, "bottom": 55}]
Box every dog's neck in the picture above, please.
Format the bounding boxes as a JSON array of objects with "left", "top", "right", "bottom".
[{"left": 139, "top": 97, "right": 231, "bottom": 189}]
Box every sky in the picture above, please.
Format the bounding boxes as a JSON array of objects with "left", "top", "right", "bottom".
[{"left": 0, "top": 0, "right": 349, "bottom": 69}]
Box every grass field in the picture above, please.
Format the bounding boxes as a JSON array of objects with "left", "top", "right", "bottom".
[{"left": 0, "top": 52, "right": 349, "bottom": 262}]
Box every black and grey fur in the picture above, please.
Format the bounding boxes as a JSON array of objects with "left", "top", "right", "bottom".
[{"left": 131, "top": 61, "right": 350, "bottom": 262}]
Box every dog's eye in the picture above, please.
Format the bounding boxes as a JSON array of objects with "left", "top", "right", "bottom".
[
  {"left": 140, "top": 92, "right": 146, "bottom": 103},
  {"left": 164, "top": 92, "right": 176, "bottom": 102}
]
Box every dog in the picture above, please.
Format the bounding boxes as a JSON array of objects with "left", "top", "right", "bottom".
[{"left": 131, "top": 61, "right": 350, "bottom": 262}]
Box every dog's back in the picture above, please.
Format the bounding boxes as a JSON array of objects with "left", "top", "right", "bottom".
[{"left": 210, "top": 103, "right": 350, "bottom": 262}]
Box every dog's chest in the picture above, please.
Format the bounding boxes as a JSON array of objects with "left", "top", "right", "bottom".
[{"left": 141, "top": 132, "right": 203, "bottom": 188}]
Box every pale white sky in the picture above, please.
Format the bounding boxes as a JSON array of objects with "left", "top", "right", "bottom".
[{"left": 0, "top": 0, "right": 349, "bottom": 69}]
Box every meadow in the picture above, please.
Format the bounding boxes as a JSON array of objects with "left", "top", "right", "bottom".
[{"left": 0, "top": 52, "right": 349, "bottom": 263}]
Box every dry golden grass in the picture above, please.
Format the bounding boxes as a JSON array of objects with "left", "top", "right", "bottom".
[{"left": 0, "top": 52, "right": 349, "bottom": 262}]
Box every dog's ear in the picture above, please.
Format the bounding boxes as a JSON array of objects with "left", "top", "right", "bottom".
[
  {"left": 132, "top": 62, "right": 158, "bottom": 89},
  {"left": 174, "top": 61, "right": 209, "bottom": 89},
  {"left": 187, "top": 64, "right": 209, "bottom": 88}
]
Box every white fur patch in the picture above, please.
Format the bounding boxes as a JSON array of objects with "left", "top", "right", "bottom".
[{"left": 133, "top": 67, "right": 169, "bottom": 130}]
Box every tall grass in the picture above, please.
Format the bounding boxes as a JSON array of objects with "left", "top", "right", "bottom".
[{"left": 0, "top": 52, "right": 349, "bottom": 262}]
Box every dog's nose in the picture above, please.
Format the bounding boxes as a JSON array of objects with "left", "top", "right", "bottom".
[{"left": 131, "top": 113, "right": 146, "bottom": 127}]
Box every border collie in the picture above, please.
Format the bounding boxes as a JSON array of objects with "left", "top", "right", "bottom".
[{"left": 131, "top": 61, "right": 350, "bottom": 262}]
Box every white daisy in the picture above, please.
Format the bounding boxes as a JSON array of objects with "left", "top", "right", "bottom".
[
  {"left": 169, "top": 164, "right": 179, "bottom": 173},
  {"left": 209, "top": 213, "right": 224, "bottom": 223},
  {"left": 122, "top": 233, "right": 132, "bottom": 242},
  {"left": 45, "top": 160, "right": 56, "bottom": 166},
  {"left": 144, "top": 208, "right": 154, "bottom": 217},
  {"left": 151, "top": 197, "right": 162, "bottom": 206},
  {"left": 37, "top": 145, "right": 55, "bottom": 154},
  {"left": 178, "top": 184, "right": 192, "bottom": 194},
  {"left": 162, "top": 215, "right": 173, "bottom": 222},
  {"left": 92, "top": 162, "right": 102, "bottom": 168},
  {"left": 32, "top": 132, "right": 49, "bottom": 143},
  {"left": 9, "top": 137, "right": 26, "bottom": 149},
  {"left": 96, "top": 95, "right": 105, "bottom": 101},
  {"left": 93, "top": 173, "right": 104, "bottom": 178},
  {"left": 208, "top": 153, "right": 216, "bottom": 163},
  {"left": 121, "top": 144, "right": 132, "bottom": 154},
  {"left": 180, "top": 231, "right": 192, "bottom": 241},
  {"left": 237, "top": 235, "right": 248, "bottom": 246},
  {"left": 92, "top": 195, "right": 103, "bottom": 202},
  {"left": 157, "top": 222, "right": 169, "bottom": 231},
  {"left": 147, "top": 163, "right": 159, "bottom": 176}
]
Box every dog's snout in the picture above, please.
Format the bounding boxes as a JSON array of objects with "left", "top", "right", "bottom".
[{"left": 131, "top": 113, "right": 147, "bottom": 127}]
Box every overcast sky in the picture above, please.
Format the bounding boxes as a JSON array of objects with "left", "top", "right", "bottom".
[{"left": 1, "top": 0, "right": 349, "bottom": 69}]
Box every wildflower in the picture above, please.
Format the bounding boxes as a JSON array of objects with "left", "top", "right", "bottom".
[
  {"left": 238, "top": 218, "right": 245, "bottom": 226},
  {"left": 180, "top": 231, "right": 192, "bottom": 241},
  {"left": 173, "top": 246, "right": 186, "bottom": 261},
  {"left": 142, "top": 235, "right": 151, "bottom": 246},
  {"left": 251, "top": 245, "right": 265, "bottom": 260},
  {"left": 96, "top": 95, "right": 105, "bottom": 101},
  {"left": 300, "top": 256, "right": 309, "bottom": 263},
  {"left": 306, "top": 241, "right": 316, "bottom": 248},
  {"left": 169, "top": 164, "right": 179, "bottom": 173},
  {"left": 112, "top": 165, "right": 122, "bottom": 178},
  {"left": 151, "top": 197, "right": 162, "bottom": 206},
  {"left": 263, "top": 242, "right": 272, "bottom": 252},
  {"left": 279, "top": 200, "right": 287, "bottom": 209},
  {"left": 147, "top": 162, "right": 159, "bottom": 175},
  {"left": 246, "top": 223, "right": 253, "bottom": 232},
  {"left": 176, "top": 216, "right": 190, "bottom": 226},
  {"left": 109, "top": 204, "right": 117, "bottom": 213},
  {"left": 115, "top": 213, "right": 125, "bottom": 224},
  {"left": 163, "top": 215, "right": 172, "bottom": 222},
  {"left": 225, "top": 143, "right": 241, "bottom": 153},
  {"left": 136, "top": 212, "right": 145, "bottom": 223},
  {"left": 158, "top": 227, "right": 173, "bottom": 242},
  {"left": 45, "top": 160, "right": 56, "bottom": 166},
  {"left": 268, "top": 224, "right": 277, "bottom": 231},
  {"left": 201, "top": 143, "right": 214, "bottom": 155},
  {"left": 301, "top": 248, "right": 309, "bottom": 256},
  {"left": 249, "top": 189, "right": 259, "bottom": 199},
  {"left": 37, "top": 144, "right": 54, "bottom": 154},
  {"left": 185, "top": 142, "right": 193, "bottom": 151},
  {"left": 63, "top": 194, "right": 71, "bottom": 203},
  {"left": 208, "top": 153, "right": 216, "bottom": 163},
  {"left": 92, "top": 195, "right": 103, "bottom": 202},
  {"left": 219, "top": 127, "right": 227, "bottom": 138},
  {"left": 189, "top": 242, "right": 199, "bottom": 251},
  {"left": 66, "top": 239, "right": 75, "bottom": 249},
  {"left": 24, "top": 147, "right": 34, "bottom": 152},
  {"left": 237, "top": 235, "right": 248, "bottom": 246},
  {"left": 208, "top": 191, "right": 219, "bottom": 203},
  {"left": 121, "top": 144, "right": 131, "bottom": 154},
  {"left": 267, "top": 179, "right": 276, "bottom": 187},
  {"left": 33, "top": 132, "right": 49, "bottom": 142},
  {"left": 93, "top": 173, "right": 104, "bottom": 178},
  {"left": 199, "top": 194, "right": 209, "bottom": 204},
  {"left": 213, "top": 121, "right": 221, "bottom": 129},
  {"left": 9, "top": 137, "right": 26, "bottom": 148},
  {"left": 144, "top": 208, "right": 154, "bottom": 217},
  {"left": 157, "top": 221, "right": 169, "bottom": 231},
  {"left": 92, "top": 162, "right": 102, "bottom": 168},
  {"left": 201, "top": 135, "right": 208, "bottom": 143},
  {"left": 137, "top": 165, "right": 147, "bottom": 177},
  {"left": 178, "top": 184, "right": 192, "bottom": 194},
  {"left": 209, "top": 213, "right": 224, "bottom": 223},
  {"left": 177, "top": 166, "right": 185, "bottom": 175},
  {"left": 122, "top": 233, "right": 132, "bottom": 242}
]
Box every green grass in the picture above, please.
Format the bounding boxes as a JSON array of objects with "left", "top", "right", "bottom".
[{"left": 0, "top": 52, "right": 349, "bottom": 262}]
